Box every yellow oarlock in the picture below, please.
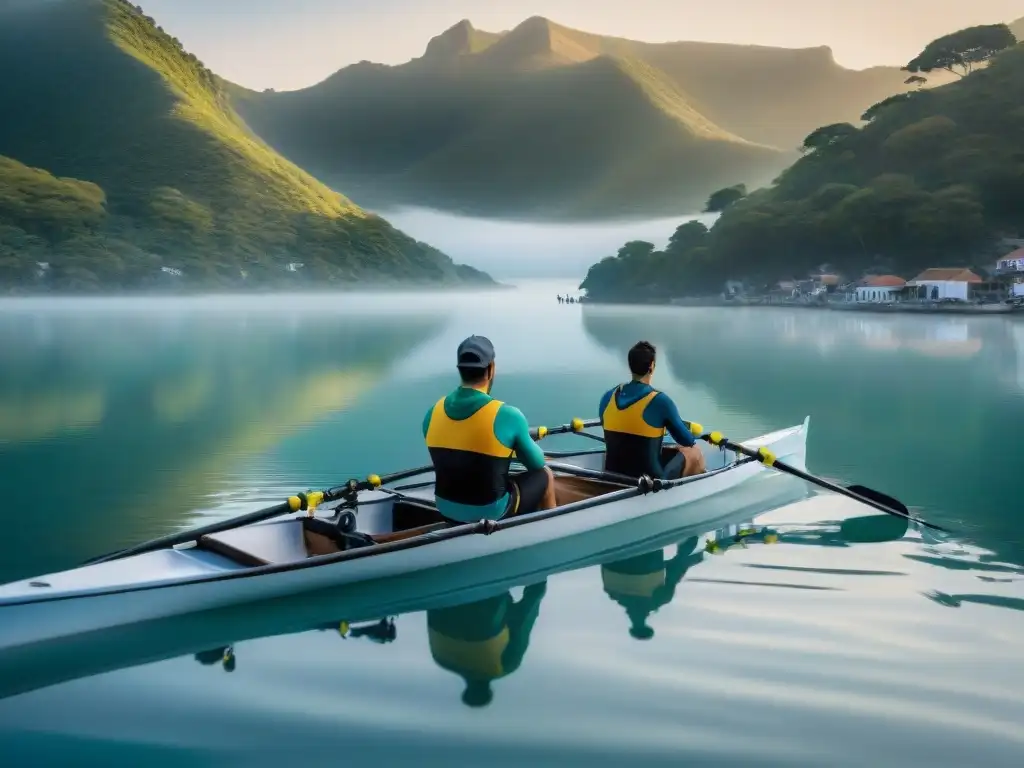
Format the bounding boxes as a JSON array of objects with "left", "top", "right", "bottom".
[
  {"left": 367, "top": 474, "right": 382, "bottom": 488},
  {"left": 287, "top": 490, "right": 326, "bottom": 515},
  {"left": 689, "top": 422, "right": 703, "bottom": 436},
  {"left": 757, "top": 447, "right": 777, "bottom": 466},
  {"left": 536, "top": 426, "right": 548, "bottom": 439},
  {"left": 338, "top": 621, "right": 350, "bottom": 637},
  {"left": 708, "top": 431, "right": 725, "bottom": 446},
  {"left": 571, "top": 417, "right": 585, "bottom": 432}
]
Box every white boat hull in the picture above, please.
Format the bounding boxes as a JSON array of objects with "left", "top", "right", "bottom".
[{"left": 0, "top": 418, "right": 809, "bottom": 653}]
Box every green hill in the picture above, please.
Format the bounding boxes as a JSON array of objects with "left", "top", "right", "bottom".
[
  {"left": 581, "top": 25, "right": 1024, "bottom": 299},
  {"left": 0, "top": 0, "right": 492, "bottom": 292},
  {"left": 235, "top": 17, "right": 936, "bottom": 220}
]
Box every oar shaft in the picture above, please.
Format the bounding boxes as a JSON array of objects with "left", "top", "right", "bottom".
[
  {"left": 529, "top": 418, "right": 600, "bottom": 440},
  {"left": 87, "top": 501, "right": 293, "bottom": 564},
  {"left": 704, "top": 434, "right": 947, "bottom": 532}
]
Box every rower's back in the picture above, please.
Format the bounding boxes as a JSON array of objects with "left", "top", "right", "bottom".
[{"left": 599, "top": 381, "right": 667, "bottom": 478}]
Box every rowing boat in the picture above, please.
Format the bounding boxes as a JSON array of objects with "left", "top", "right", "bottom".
[{"left": 0, "top": 417, "right": 809, "bottom": 653}]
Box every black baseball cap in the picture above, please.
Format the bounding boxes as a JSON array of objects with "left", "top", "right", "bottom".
[{"left": 456, "top": 335, "right": 495, "bottom": 369}]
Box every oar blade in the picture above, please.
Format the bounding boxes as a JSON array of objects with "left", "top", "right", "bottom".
[{"left": 846, "top": 484, "right": 910, "bottom": 516}]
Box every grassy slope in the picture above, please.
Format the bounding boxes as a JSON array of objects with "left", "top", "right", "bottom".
[
  {"left": 236, "top": 17, "right": 928, "bottom": 219},
  {"left": 237, "top": 18, "right": 793, "bottom": 219},
  {"left": 0, "top": 0, "right": 491, "bottom": 289}
]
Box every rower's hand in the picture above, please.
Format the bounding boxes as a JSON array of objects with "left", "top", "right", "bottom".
[{"left": 678, "top": 444, "right": 706, "bottom": 474}]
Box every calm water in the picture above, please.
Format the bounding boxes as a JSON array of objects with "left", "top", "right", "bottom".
[{"left": 1, "top": 284, "right": 1023, "bottom": 767}]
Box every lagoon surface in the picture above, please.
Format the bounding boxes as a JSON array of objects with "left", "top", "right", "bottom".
[{"left": 1, "top": 283, "right": 1023, "bottom": 767}]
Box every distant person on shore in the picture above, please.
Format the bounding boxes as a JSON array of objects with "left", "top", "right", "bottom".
[{"left": 598, "top": 341, "right": 706, "bottom": 479}]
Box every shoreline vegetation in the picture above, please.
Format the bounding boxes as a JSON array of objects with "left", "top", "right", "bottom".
[
  {"left": 580, "top": 23, "right": 1024, "bottom": 309},
  {"left": 0, "top": 0, "right": 495, "bottom": 295}
]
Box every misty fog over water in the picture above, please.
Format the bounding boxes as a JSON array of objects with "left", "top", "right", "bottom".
[{"left": 380, "top": 206, "right": 719, "bottom": 279}]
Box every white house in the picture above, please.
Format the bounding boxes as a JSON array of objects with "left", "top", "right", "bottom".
[
  {"left": 907, "top": 268, "right": 982, "bottom": 301},
  {"left": 854, "top": 275, "right": 905, "bottom": 302},
  {"left": 997, "top": 247, "right": 1024, "bottom": 273}
]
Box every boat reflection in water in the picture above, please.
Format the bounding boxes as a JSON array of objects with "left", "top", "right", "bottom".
[
  {"left": 192, "top": 618, "right": 397, "bottom": 673},
  {"left": 427, "top": 581, "right": 548, "bottom": 707}
]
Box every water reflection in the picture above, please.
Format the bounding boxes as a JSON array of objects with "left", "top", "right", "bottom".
[
  {"left": 581, "top": 306, "right": 1024, "bottom": 566},
  {"left": 4, "top": 492, "right": 1024, "bottom": 768},
  {"left": 427, "top": 581, "right": 547, "bottom": 708},
  {"left": 192, "top": 618, "right": 397, "bottom": 673},
  {"left": 601, "top": 537, "right": 704, "bottom": 640},
  {"left": 0, "top": 307, "right": 446, "bottom": 581}
]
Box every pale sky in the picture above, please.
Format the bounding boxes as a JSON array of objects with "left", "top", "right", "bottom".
[{"left": 138, "top": 0, "right": 1024, "bottom": 90}]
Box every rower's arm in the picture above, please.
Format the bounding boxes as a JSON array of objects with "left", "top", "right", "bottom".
[
  {"left": 597, "top": 388, "right": 612, "bottom": 424},
  {"left": 650, "top": 393, "right": 697, "bottom": 447},
  {"left": 502, "top": 581, "right": 548, "bottom": 674},
  {"left": 421, "top": 407, "right": 433, "bottom": 439},
  {"left": 498, "top": 405, "right": 546, "bottom": 470}
]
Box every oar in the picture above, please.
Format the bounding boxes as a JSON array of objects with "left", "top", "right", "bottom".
[
  {"left": 85, "top": 464, "right": 437, "bottom": 565},
  {"left": 88, "top": 419, "right": 603, "bottom": 564},
  {"left": 529, "top": 418, "right": 600, "bottom": 441},
  {"left": 697, "top": 426, "right": 948, "bottom": 532}
]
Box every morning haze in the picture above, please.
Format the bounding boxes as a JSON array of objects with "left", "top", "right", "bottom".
[{"left": 138, "top": 0, "right": 1022, "bottom": 90}]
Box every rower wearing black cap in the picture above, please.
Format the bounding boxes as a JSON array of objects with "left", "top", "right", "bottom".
[{"left": 423, "top": 335, "right": 556, "bottom": 523}]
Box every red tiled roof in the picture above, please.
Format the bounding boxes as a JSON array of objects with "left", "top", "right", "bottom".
[
  {"left": 862, "top": 275, "right": 906, "bottom": 287},
  {"left": 911, "top": 268, "right": 982, "bottom": 283}
]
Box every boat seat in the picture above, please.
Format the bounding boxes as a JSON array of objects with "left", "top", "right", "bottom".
[
  {"left": 392, "top": 498, "right": 448, "bottom": 532},
  {"left": 553, "top": 475, "right": 626, "bottom": 506},
  {"left": 197, "top": 519, "right": 310, "bottom": 567}
]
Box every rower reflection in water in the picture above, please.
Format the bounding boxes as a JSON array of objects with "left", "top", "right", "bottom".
[
  {"left": 427, "top": 580, "right": 547, "bottom": 708},
  {"left": 601, "top": 537, "right": 706, "bottom": 639}
]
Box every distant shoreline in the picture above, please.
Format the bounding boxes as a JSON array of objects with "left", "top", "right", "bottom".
[
  {"left": 0, "top": 281, "right": 514, "bottom": 300},
  {"left": 583, "top": 297, "right": 1024, "bottom": 316}
]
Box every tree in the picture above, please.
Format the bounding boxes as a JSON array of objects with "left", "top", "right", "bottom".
[
  {"left": 904, "top": 75, "right": 928, "bottom": 88},
  {"left": 861, "top": 93, "right": 914, "bottom": 122},
  {"left": 800, "top": 123, "right": 858, "bottom": 154},
  {"left": 617, "top": 240, "right": 656, "bottom": 261},
  {"left": 903, "top": 24, "right": 1017, "bottom": 78},
  {"left": 666, "top": 220, "right": 709, "bottom": 255},
  {"left": 703, "top": 185, "right": 746, "bottom": 213}
]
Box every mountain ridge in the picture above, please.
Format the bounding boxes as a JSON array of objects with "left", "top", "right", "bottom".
[
  {"left": 233, "top": 15, "right": 938, "bottom": 219},
  {"left": 0, "top": 0, "right": 493, "bottom": 291}
]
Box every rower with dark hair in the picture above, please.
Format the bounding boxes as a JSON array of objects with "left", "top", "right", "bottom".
[
  {"left": 424, "top": 335, "right": 556, "bottom": 524},
  {"left": 598, "top": 340, "right": 706, "bottom": 479}
]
